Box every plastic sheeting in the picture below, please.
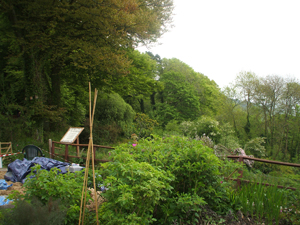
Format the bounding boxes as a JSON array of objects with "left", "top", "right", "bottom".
[
  {"left": 0, "top": 196, "right": 12, "bottom": 206},
  {"left": 4, "top": 157, "right": 70, "bottom": 183},
  {"left": 0, "top": 179, "right": 12, "bottom": 190}
]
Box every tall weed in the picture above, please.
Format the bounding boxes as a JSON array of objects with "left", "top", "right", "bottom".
[{"left": 232, "top": 181, "right": 288, "bottom": 224}]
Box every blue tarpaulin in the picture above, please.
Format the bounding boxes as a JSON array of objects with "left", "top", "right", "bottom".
[
  {"left": 4, "top": 157, "right": 69, "bottom": 183},
  {"left": 0, "top": 196, "right": 12, "bottom": 206},
  {"left": 0, "top": 179, "right": 12, "bottom": 190}
]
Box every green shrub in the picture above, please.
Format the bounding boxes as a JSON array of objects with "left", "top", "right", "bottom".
[
  {"left": 194, "top": 117, "right": 221, "bottom": 142},
  {"left": 218, "top": 123, "right": 240, "bottom": 150},
  {"left": 179, "top": 117, "right": 221, "bottom": 142},
  {"left": 95, "top": 92, "right": 135, "bottom": 125},
  {"left": 231, "top": 182, "right": 288, "bottom": 225},
  {"left": 244, "top": 137, "right": 266, "bottom": 157},
  {"left": 100, "top": 135, "right": 231, "bottom": 224},
  {"left": 0, "top": 196, "right": 66, "bottom": 225},
  {"left": 9, "top": 165, "right": 95, "bottom": 225},
  {"left": 134, "top": 113, "right": 159, "bottom": 138},
  {"left": 99, "top": 158, "right": 173, "bottom": 224},
  {"left": 165, "top": 120, "right": 182, "bottom": 135},
  {"left": 90, "top": 92, "right": 135, "bottom": 143}
]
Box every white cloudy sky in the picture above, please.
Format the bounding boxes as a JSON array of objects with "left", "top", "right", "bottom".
[{"left": 138, "top": 0, "right": 300, "bottom": 89}]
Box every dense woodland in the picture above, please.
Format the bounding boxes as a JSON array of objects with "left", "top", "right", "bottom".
[{"left": 1, "top": 0, "right": 300, "bottom": 164}]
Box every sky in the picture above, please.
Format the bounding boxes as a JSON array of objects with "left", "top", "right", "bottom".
[{"left": 138, "top": 0, "right": 300, "bottom": 89}]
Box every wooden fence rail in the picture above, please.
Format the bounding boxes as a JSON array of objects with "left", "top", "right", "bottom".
[
  {"left": 0, "top": 142, "right": 12, "bottom": 156},
  {"left": 49, "top": 140, "right": 114, "bottom": 164},
  {"left": 227, "top": 155, "right": 300, "bottom": 190}
]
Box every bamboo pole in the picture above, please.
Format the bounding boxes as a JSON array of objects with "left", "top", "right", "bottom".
[
  {"left": 78, "top": 83, "right": 99, "bottom": 225},
  {"left": 91, "top": 89, "right": 99, "bottom": 223}
]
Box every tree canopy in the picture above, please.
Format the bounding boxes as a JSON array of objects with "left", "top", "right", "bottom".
[{"left": 0, "top": 0, "right": 173, "bottom": 138}]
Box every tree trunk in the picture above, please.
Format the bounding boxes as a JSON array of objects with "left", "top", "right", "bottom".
[
  {"left": 138, "top": 99, "right": 145, "bottom": 113},
  {"left": 159, "top": 91, "right": 164, "bottom": 103},
  {"left": 23, "top": 51, "right": 34, "bottom": 102},
  {"left": 49, "top": 66, "right": 61, "bottom": 106},
  {"left": 150, "top": 92, "right": 156, "bottom": 110}
]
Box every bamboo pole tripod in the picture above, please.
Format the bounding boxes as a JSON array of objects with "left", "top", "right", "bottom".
[{"left": 78, "top": 83, "right": 99, "bottom": 225}]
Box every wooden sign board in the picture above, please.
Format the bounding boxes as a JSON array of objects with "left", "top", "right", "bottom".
[{"left": 60, "top": 127, "right": 84, "bottom": 144}]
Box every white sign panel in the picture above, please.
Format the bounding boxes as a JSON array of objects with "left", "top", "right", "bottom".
[{"left": 60, "top": 127, "right": 84, "bottom": 144}]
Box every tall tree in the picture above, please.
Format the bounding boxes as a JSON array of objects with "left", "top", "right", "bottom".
[
  {"left": 160, "top": 58, "right": 221, "bottom": 116},
  {"left": 220, "top": 86, "right": 243, "bottom": 138},
  {"left": 235, "top": 71, "right": 259, "bottom": 139},
  {"left": 146, "top": 51, "right": 162, "bottom": 110},
  {"left": 279, "top": 78, "right": 300, "bottom": 159},
  {"left": 259, "top": 75, "right": 284, "bottom": 152},
  {"left": 120, "top": 50, "right": 162, "bottom": 113},
  {"left": 156, "top": 71, "right": 200, "bottom": 125},
  {"left": 0, "top": 0, "right": 174, "bottom": 137}
]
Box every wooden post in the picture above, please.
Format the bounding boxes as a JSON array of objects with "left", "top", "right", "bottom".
[
  {"left": 51, "top": 142, "right": 55, "bottom": 159},
  {"left": 76, "top": 137, "right": 80, "bottom": 157},
  {"left": 49, "top": 139, "right": 52, "bottom": 158},
  {"left": 237, "top": 156, "right": 244, "bottom": 188},
  {"left": 65, "top": 145, "right": 69, "bottom": 162}
]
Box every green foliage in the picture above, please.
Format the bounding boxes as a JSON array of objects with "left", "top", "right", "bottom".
[
  {"left": 165, "top": 120, "right": 182, "bottom": 134},
  {"left": 218, "top": 123, "right": 240, "bottom": 150},
  {"left": 18, "top": 165, "right": 93, "bottom": 224},
  {"left": 91, "top": 121, "right": 122, "bottom": 144},
  {"left": 179, "top": 117, "right": 221, "bottom": 142},
  {"left": 244, "top": 137, "right": 266, "bottom": 157},
  {"left": 91, "top": 92, "right": 136, "bottom": 143},
  {"left": 120, "top": 50, "right": 162, "bottom": 103},
  {"left": 1, "top": 153, "right": 24, "bottom": 168},
  {"left": 179, "top": 121, "right": 197, "bottom": 137},
  {"left": 160, "top": 58, "right": 222, "bottom": 117},
  {"left": 1, "top": 195, "right": 66, "bottom": 225},
  {"left": 160, "top": 193, "right": 206, "bottom": 224},
  {"left": 134, "top": 113, "right": 159, "bottom": 138},
  {"left": 157, "top": 71, "right": 200, "bottom": 125},
  {"left": 99, "top": 136, "right": 231, "bottom": 224},
  {"left": 231, "top": 182, "right": 288, "bottom": 225},
  {"left": 99, "top": 159, "right": 173, "bottom": 224},
  {"left": 197, "top": 134, "right": 214, "bottom": 149},
  {"left": 61, "top": 83, "right": 87, "bottom": 127},
  {"left": 195, "top": 117, "right": 221, "bottom": 142},
  {"left": 0, "top": 0, "right": 174, "bottom": 143},
  {"left": 96, "top": 92, "right": 135, "bottom": 125},
  {"left": 154, "top": 103, "right": 179, "bottom": 126},
  {"left": 279, "top": 189, "right": 300, "bottom": 224},
  {"left": 219, "top": 159, "right": 244, "bottom": 180}
]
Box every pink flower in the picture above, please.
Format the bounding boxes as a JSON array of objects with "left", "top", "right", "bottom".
[
  {"left": 220, "top": 181, "right": 223, "bottom": 184},
  {"left": 132, "top": 144, "right": 137, "bottom": 147}
]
